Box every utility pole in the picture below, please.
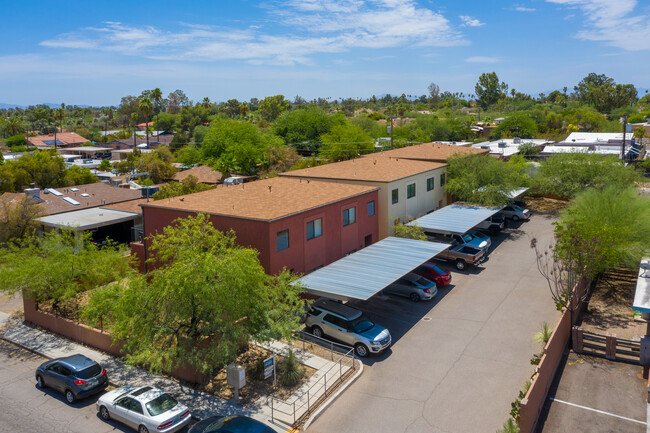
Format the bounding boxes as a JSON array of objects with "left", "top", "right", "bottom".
[
  {"left": 621, "top": 114, "right": 628, "bottom": 161},
  {"left": 390, "top": 117, "right": 394, "bottom": 148}
]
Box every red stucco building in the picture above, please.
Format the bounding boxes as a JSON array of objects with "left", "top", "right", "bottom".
[{"left": 139, "top": 177, "right": 379, "bottom": 275}]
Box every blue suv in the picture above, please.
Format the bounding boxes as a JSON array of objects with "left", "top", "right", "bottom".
[{"left": 36, "top": 354, "right": 108, "bottom": 403}]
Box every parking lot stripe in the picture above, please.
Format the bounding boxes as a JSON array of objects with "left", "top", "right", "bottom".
[{"left": 549, "top": 398, "right": 646, "bottom": 425}]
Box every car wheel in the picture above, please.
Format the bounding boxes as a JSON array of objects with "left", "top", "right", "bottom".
[
  {"left": 355, "top": 343, "right": 369, "bottom": 358},
  {"left": 512, "top": 215, "right": 519, "bottom": 222},
  {"left": 36, "top": 375, "right": 45, "bottom": 389},
  {"left": 99, "top": 406, "right": 110, "bottom": 421},
  {"left": 312, "top": 326, "right": 323, "bottom": 339},
  {"left": 139, "top": 425, "right": 150, "bottom": 433},
  {"left": 65, "top": 389, "right": 75, "bottom": 404},
  {"left": 455, "top": 259, "right": 466, "bottom": 270},
  {"left": 409, "top": 293, "right": 420, "bottom": 302}
]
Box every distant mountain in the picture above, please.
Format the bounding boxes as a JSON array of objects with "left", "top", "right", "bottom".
[{"left": 0, "top": 102, "right": 93, "bottom": 109}]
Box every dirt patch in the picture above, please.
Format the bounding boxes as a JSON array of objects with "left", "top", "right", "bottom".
[
  {"left": 581, "top": 267, "right": 646, "bottom": 340},
  {"left": 524, "top": 195, "right": 569, "bottom": 215},
  {"left": 201, "top": 345, "right": 316, "bottom": 407}
]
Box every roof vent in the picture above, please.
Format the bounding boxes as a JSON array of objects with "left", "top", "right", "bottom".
[
  {"left": 513, "top": 137, "right": 521, "bottom": 144},
  {"left": 498, "top": 141, "right": 507, "bottom": 148}
]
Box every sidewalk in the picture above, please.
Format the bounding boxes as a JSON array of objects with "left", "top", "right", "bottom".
[{"left": 0, "top": 312, "right": 358, "bottom": 432}]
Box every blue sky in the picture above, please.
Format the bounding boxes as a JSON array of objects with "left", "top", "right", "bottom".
[{"left": 1, "top": 0, "right": 648, "bottom": 106}]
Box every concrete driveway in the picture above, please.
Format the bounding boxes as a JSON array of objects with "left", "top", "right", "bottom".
[{"left": 306, "top": 214, "right": 562, "bottom": 433}]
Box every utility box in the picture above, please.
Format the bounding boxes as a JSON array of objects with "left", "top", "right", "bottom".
[{"left": 227, "top": 363, "right": 246, "bottom": 389}]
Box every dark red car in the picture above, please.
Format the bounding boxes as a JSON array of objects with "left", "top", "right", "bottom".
[{"left": 414, "top": 263, "right": 452, "bottom": 287}]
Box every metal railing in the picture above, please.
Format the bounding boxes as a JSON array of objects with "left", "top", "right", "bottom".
[{"left": 267, "top": 334, "right": 357, "bottom": 426}]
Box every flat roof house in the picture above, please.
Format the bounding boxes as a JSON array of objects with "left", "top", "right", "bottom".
[
  {"left": 280, "top": 156, "right": 446, "bottom": 238},
  {"left": 140, "top": 177, "right": 379, "bottom": 275}
]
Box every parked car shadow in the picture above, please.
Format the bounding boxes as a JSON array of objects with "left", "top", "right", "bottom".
[
  {"left": 346, "top": 284, "right": 455, "bottom": 366},
  {"left": 34, "top": 384, "right": 99, "bottom": 408}
]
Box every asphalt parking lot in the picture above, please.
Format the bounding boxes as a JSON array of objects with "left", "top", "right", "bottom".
[
  {"left": 537, "top": 352, "right": 647, "bottom": 433},
  {"left": 306, "top": 214, "right": 562, "bottom": 433},
  {"left": 0, "top": 340, "right": 190, "bottom": 433}
]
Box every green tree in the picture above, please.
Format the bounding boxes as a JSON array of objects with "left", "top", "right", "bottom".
[
  {"left": 259, "top": 95, "right": 290, "bottom": 122},
  {"left": 4, "top": 151, "right": 67, "bottom": 191},
  {"left": 475, "top": 72, "right": 502, "bottom": 109},
  {"left": 151, "top": 87, "right": 163, "bottom": 140},
  {"left": 5, "top": 134, "right": 26, "bottom": 149},
  {"left": 83, "top": 214, "right": 305, "bottom": 376},
  {"left": 393, "top": 223, "right": 427, "bottom": 241},
  {"left": 98, "top": 159, "right": 113, "bottom": 172},
  {"left": 152, "top": 175, "right": 214, "bottom": 200},
  {"left": 490, "top": 112, "right": 538, "bottom": 139},
  {"left": 574, "top": 73, "right": 637, "bottom": 113},
  {"left": 0, "top": 195, "right": 46, "bottom": 246},
  {"left": 201, "top": 118, "right": 283, "bottom": 175},
  {"left": 318, "top": 124, "right": 374, "bottom": 161},
  {"left": 0, "top": 230, "right": 134, "bottom": 311},
  {"left": 64, "top": 165, "right": 98, "bottom": 186},
  {"left": 533, "top": 153, "right": 640, "bottom": 199},
  {"left": 154, "top": 112, "right": 179, "bottom": 133},
  {"left": 444, "top": 154, "right": 531, "bottom": 206},
  {"left": 272, "top": 107, "right": 344, "bottom": 145}
]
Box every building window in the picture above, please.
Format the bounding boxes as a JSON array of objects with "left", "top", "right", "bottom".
[
  {"left": 306, "top": 218, "right": 322, "bottom": 240},
  {"left": 427, "top": 177, "right": 435, "bottom": 191},
  {"left": 407, "top": 183, "right": 416, "bottom": 199},
  {"left": 440, "top": 173, "right": 446, "bottom": 186},
  {"left": 367, "top": 200, "right": 375, "bottom": 217},
  {"left": 392, "top": 188, "right": 399, "bottom": 204},
  {"left": 276, "top": 229, "right": 289, "bottom": 252},
  {"left": 343, "top": 207, "right": 356, "bottom": 226}
]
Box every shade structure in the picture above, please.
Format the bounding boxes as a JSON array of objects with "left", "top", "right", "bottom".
[
  {"left": 407, "top": 203, "right": 503, "bottom": 234},
  {"left": 38, "top": 208, "right": 140, "bottom": 230},
  {"left": 633, "top": 258, "right": 650, "bottom": 314},
  {"left": 294, "top": 236, "right": 449, "bottom": 301}
]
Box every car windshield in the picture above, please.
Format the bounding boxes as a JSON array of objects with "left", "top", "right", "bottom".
[
  {"left": 511, "top": 205, "right": 522, "bottom": 212},
  {"left": 204, "top": 416, "right": 274, "bottom": 433},
  {"left": 145, "top": 393, "right": 178, "bottom": 417},
  {"left": 414, "top": 276, "right": 431, "bottom": 286},
  {"left": 461, "top": 234, "right": 473, "bottom": 242},
  {"left": 76, "top": 363, "right": 102, "bottom": 379},
  {"left": 349, "top": 314, "right": 374, "bottom": 333}
]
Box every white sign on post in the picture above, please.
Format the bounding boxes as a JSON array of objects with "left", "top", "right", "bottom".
[{"left": 264, "top": 356, "right": 274, "bottom": 379}]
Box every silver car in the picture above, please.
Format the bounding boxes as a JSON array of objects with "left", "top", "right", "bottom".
[
  {"left": 383, "top": 272, "right": 438, "bottom": 301},
  {"left": 499, "top": 204, "right": 530, "bottom": 221},
  {"left": 97, "top": 385, "right": 191, "bottom": 433},
  {"left": 305, "top": 299, "right": 391, "bottom": 357}
]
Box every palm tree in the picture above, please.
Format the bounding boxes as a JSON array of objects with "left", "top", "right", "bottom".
[
  {"left": 130, "top": 112, "right": 138, "bottom": 146},
  {"left": 151, "top": 88, "right": 162, "bottom": 140},
  {"left": 139, "top": 97, "right": 153, "bottom": 147}
]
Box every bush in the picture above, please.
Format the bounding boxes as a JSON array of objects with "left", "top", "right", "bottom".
[
  {"left": 496, "top": 418, "right": 520, "bottom": 433},
  {"left": 279, "top": 350, "right": 303, "bottom": 387},
  {"left": 249, "top": 357, "right": 266, "bottom": 381}
]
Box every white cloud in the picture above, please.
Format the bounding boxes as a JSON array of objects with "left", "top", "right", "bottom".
[
  {"left": 546, "top": 0, "right": 650, "bottom": 50},
  {"left": 514, "top": 6, "right": 536, "bottom": 12},
  {"left": 459, "top": 15, "right": 485, "bottom": 27},
  {"left": 39, "top": 1, "right": 467, "bottom": 65},
  {"left": 465, "top": 56, "right": 500, "bottom": 63}
]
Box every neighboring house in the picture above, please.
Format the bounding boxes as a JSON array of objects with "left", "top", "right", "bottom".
[
  {"left": 545, "top": 131, "right": 640, "bottom": 160},
  {"left": 171, "top": 165, "right": 223, "bottom": 184},
  {"left": 19, "top": 182, "right": 142, "bottom": 216},
  {"left": 27, "top": 132, "right": 90, "bottom": 149},
  {"left": 365, "top": 141, "right": 488, "bottom": 163},
  {"left": 280, "top": 155, "right": 447, "bottom": 238},
  {"left": 471, "top": 138, "right": 551, "bottom": 160},
  {"left": 61, "top": 146, "right": 111, "bottom": 160},
  {"left": 139, "top": 177, "right": 379, "bottom": 275}
]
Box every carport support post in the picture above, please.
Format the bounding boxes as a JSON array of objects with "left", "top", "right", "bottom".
[{"left": 640, "top": 313, "right": 650, "bottom": 367}]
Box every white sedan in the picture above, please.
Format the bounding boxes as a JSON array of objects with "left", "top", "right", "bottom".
[{"left": 97, "top": 385, "right": 192, "bottom": 433}]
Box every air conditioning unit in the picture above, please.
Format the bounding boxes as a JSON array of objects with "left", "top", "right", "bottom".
[{"left": 498, "top": 141, "right": 507, "bottom": 148}]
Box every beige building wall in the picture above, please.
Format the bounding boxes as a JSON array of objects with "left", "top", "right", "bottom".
[{"left": 293, "top": 166, "right": 447, "bottom": 239}]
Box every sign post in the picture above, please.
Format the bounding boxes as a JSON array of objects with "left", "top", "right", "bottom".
[{"left": 264, "top": 355, "right": 276, "bottom": 387}]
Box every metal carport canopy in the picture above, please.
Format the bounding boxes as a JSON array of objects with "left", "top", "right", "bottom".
[
  {"left": 407, "top": 203, "right": 503, "bottom": 235},
  {"left": 294, "top": 236, "right": 449, "bottom": 301}
]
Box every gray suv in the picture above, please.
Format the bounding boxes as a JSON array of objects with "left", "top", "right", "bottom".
[
  {"left": 36, "top": 354, "right": 108, "bottom": 403},
  {"left": 305, "top": 299, "right": 391, "bottom": 357}
]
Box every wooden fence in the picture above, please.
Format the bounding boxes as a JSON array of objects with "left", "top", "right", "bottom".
[{"left": 573, "top": 327, "right": 640, "bottom": 364}]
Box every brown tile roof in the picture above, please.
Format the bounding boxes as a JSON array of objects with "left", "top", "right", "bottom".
[
  {"left": 14, "top": 183, "right": 142, "bottom": 215},
  {"left": 103, "top": 198, "right": 150, "bottom": 214},
  {"left": 142, "top": 177, "right": 378, "bottom": 221},
  {"left": 364, "top": 142, "right": 488, "bottom": 162},
  {"left": 27, "top": 132, "right": 90, "bottom": 148},
  {"left": 279, "top": 156, "right": 445, "bottom": 183},
  {"left": 171, "top": 165, "right": 223, "bottom": 184}
]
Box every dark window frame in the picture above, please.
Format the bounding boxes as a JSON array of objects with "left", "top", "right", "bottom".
[
  {"left": 306, "top": 218, "right": 323, "bottom": 240},
  {"left": 367, "top": 200, "right": 376, "bottom": 217},
  {"left": 276, "top": 229, "right": 290, "bottom": 252},
  {"left": 407, "top": 183, "right": 416, "bottom": 199},
  {"left": 392, "top": 188, "right": 399, "bottom": 204},
  {"left": 427, "top": 177, "right": 435, "bottom": 191},
  {"left": 343, "top": 207, "right": 356, "bottom": 226}
]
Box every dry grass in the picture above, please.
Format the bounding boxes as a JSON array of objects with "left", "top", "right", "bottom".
[
  {"left": 581, "top": 267, "right": 645, "bottom": 340},
  {"left": 524, "top": 195, "right": 570, "bottom": 215}
]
